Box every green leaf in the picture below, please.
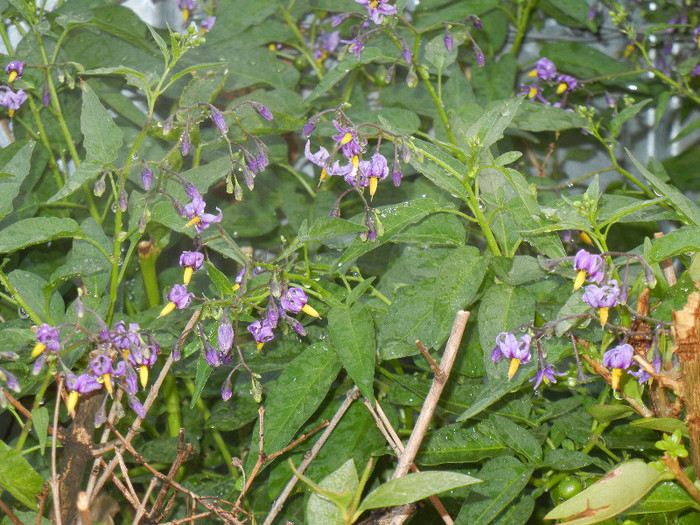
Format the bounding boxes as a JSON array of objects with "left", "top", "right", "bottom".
[
  {"left": 205, "top": 261, "right": 235, "bottom": 297},
  {"left": 263, "top": 343, "right": 341, "bottom": 454},
  {"left": 80, "top": 80, "right": 123, "bottom": 166},
  {"left": 304, "top": 47, "right": 383, "bottom": 103},
  {"left": 630, "top": 417, "right": 689, "bottom": 438},
  {"left": 48, "top": 162, "right": 102, "bottom": 203},
  {"left": 424, "top": 33, "right": 458, "bottom": 74},
  {"left": 466, "top": 97, "right": 523, "bottom": 155},
  {"left": 31, "top": 407, "right": 49, "bottom": 455},
  {"left": 357, "top": 471, "right": 481, "bottom": 512},
  {"left": 391, "top": 213, "right": 466, "bottom": 246},
  {"left": 477, "top": 284, "right": 535, "bottom": 364},
  {"left": 147, "top": 24, "right": 169, "bottom": 61},
  {"left": 190, "top": 354, "right": 213, "bottom": 409},
  {"left": 627, "top": 149, "right": 700, "bottom": 226},
  {"left": 540, "top": 0, "right": 597, "bottom": 30},
  {"left": 307, "top": 459, "right": 358, "bottom": 525},
  {"left": 484, "top": 415, "right": 542, "bottom": 463},
  {"left": 0, "top": 218, "right": 83, "bottom": 253},
  {"left": 170, "top": 62, "right": 226, "bottom": 84},
  {"left": 588, "top": 404, "right": 636, "bottom": 425},
  {"left": 336, "top": 198, "right": 437, "bottom": 272},
  {"left": 628, "top": 481, "right": 699, "bottom": 514},
  {"left": 539, "top": 42, "right": 631, "bottom": 80},
  {"left": 610, "top": 99, "right": 652, "bottom": 138},
  {"left": 328, "top": 304, "right": 375, "bottom": 399},
  {"left": 649, "top": 226, "right": 700, "bottom": 263},
  {"left": 511, "top": 101, "right": 587, "bottom": 131},
  {"left": 0, "top": 439, "right": 44, "bottom": 508},
  {"left": 454, "top": 456, "right": 534, "bottom": 525},
  {"left": 0, "top": 141, "right": 35, "bottom": 220},
  {"left": 544, "top": 460, "right": 668, "bottom": 524},
  {"left": 298, "top": 217, "right": 367, "bottom": 243},
  {"left": 379, "top": 247, "right": 488, "bottom": 359},
  {"left": 9, "top": 269, "right": 64, "bottom": 324},
  {"left": 554, "top": 291, "right": 591, "bottom": 337},
  {"left": 541, "top": 449, "right": 594, "bottom": 471},
  {"left": 409, "top": 140, "right": 465, "bottom": 198},
  {"left": 416, "top": 423, "right": 507, "bottom": 466}
]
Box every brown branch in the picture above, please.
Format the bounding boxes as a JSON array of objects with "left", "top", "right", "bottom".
[
  {"left": 2, "top": 389, "right": 65, "bottom": 440},
  {"left": 149, "top": 428, "right": 194, "bottom": 519},
  {"left": 76, "top": 492, "right": 91, "bottom": 525},
  {"left": 415, "top": 340, "right": 443, "bottom": 380},
  {"left": 364, "top": 399, "right": 453, "bottom": 525},
  {"left": 262, "top": 386, "right": 361, "bottom": 525},
  {"left": 393, "top": 311, "right": 469, "bottom": 479},
  {"left": 0, "top": 499, "right": 23, "bottom": 525},
  {"left": 654, "top": 232, "right": 677, "bottom": 286},
  {"left": 661, "top": 455, "right": 700, "bottom": 507}
]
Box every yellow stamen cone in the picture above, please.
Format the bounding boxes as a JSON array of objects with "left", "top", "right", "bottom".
[
  {"left": 103, "top": 374, "right": 113, "bottom": 394},
  {"left": 579, "top": 231, "right": 593, "bottom": 245},
  {"left": 319, "top": 168, "right": 327, "bottom": 183},
  {"left": 232, "top": 283, "right": 240, "bottom": 292},
  {"left": 369, "top": 177, "right": 378, "bottom": 197},
  {"left": 8, "top": 109, "right": 14, "bottom": 118},
  {"left": 67, "top": 391, "right": 79, "bottom": 412},
  {"left": 139, "top": 366, "right": 148, "bottom": 388},
  {"left": 186, "top": 216, "right": 201, "bottom": 228},
  {"left": 527, "top": 69, "right": 538, "bottom": 77},
  {"left": 507, "top": 358, "right": 520, "bottom": 379},
  {"left": 302, "top": 304, "right": 320, "bottom": 318},
  {"left": 268, "top": 43, "right": 276, "bottom": 51},
  {"left": 611, "top": 367, "right": 622, "bottom": 390},
  {"left": 159, "top": 301, "right": 176, "bottom": 318},
  {"left": 31, "top": 342, "right": 47, "bottom": 358},
  {"left": 574, "top": 271, "right": 586, "bottom": 291},
  {"left": 599, "top": 307, "right": 609, "bottom": 327},
  {"left": 8, "top": 71, "right": 17, "bottom": 83},
  {"left": 527, "top": 87, "right": 538, "bottom": 100},
  {"left": 370, "top": 0, "right": 379, "bottom": 7},
  {"left": 182, "top": 8, "right": 189, "bottom": 22},
  {"left": 256, "top": 342, "right": 265, "bottom": 351},
  {"left": 352, "top": 155, "right": 359, "bottom": 169},
  {"left": 340, "top": 132, "right": 354, "bottom": 145},
  {"left": 556, "top": 83, "right": 568, "bottom": 95},
  {"left": 183, "top": 266, "right": 194, "bottom": 285}
]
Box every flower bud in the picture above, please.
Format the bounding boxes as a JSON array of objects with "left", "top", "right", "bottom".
[
  {"left": 252, "top": 102, "right": 273, "bottom": 121},
  {"left": 119, "top": 189, "right": 128, "bottom": 212},
  {"left": 218, "top": 314, "right": 234, "bottom": 353},
  {"left": 141, "top": 164, "right": 153, "bottom": 190},
  {"left": 93, "top": 174, "right": 106, "bottom": 197},
  {"left": 209, "top": 105, "right": 228, "bottom": 134}
]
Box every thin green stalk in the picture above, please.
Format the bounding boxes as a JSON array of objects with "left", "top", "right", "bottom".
[
  {"left": 139, "top": 242, "right": 161, "bottom": 309},
  {"left": 511, "top": 0, "right": 536, "bottom": 56},
  {"left": 279, "top": 163, "right": 316, "bottom": 198},
  {"left": 14, "top": 373, "right": 53, "bottom": 453},
  {"left": 279, "top": 4, "right": 324, "bottom": 80},
  {"left": 162, "top": 375, "right": 182, "bottom": 439},
  {"left": 183, "top": 379, "right": 235, "bottom": 474}
]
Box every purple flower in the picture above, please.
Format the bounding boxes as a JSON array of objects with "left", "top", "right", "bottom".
[
  {"left": 305, "top": 140, "right": 353, "bottom": 182},
  {"left": 5, "top": 61, "right": 23, "bottom": 82},
  {"left": 332, "top": 122, "right": 362, "bottom": 158},
  {"left": 529, "top": 362, "right": 564, "bottom": 390},
  {"left": 128, "top": 345, "right": 159, "bottom": 388},
  {"left": 247, "top": 318, "right": 275, "bottom": 349},
  {"left": 303, "top": 119, "right": 317, "bottom": 136},
  {"left": 205, "top": 342, "right": 221, "bottom": 367},
  {"left": 218, "top": 314, "right": 234, "bottom": 353},
  {"left": 168, "top": 284, "right": 194, "bottom": 309},
  {"left": 342, "top": 37, "right": 364, "bottom": 60},
  {"left": 127, "top": 393, "right": 146, "bottom": 418},
  {"left": 141, "top": 164, "right": 153, "bottom": 190},
  {"left": 180, "top": 250, "right": 204, "bottom": 284},
  {"left": 629, "top": 365, "right": 651, "bottom": 384},
  {"left": 66, "top": 373, "right": 103, "bottom": 395},
  {"left": 355, "top": 0, "right": 397, "bottom": 24},
  {"left": 110, "top": 321, "right": 141, "bottom": 350},
  {"left": 573, "top": 249, "right": 604, "bottom": 289},
  {"left": 530, "top": 57, "right": 557, "bottom": 80},
  {"left": 246, "top": 152, "right": 268, "bottom": 174},
  {"left": 694, "top": 25, "right": 700, "bottom": 48},
  {"left": 209, "top": 106, "right": 228, "bottom": 134},
  {"left": 201, "top": 16, "right": 216, "bottom": 31},
  {"left": 178, "top": 0, "right": 196, "bottom": 22},
  {"left": 319, "top": 30, "right": 341, "bottom": 53},
  {"left": 582, "top": 279, "right": 620, "bottom": 325},
  {"left": 305, "top": 140, "right": 331, "bottom": 167},
  {"left": 692, "top": 64, "right": 700, "bottom": 77},
  {"left": 184, "top": 191, "right": 222, "bottom": 232},
  {"left": 35, "top": 323, "right": 60, "bottom": 354},
  {"left": 556, "top": 74, "right": 578, "bottom": 94},
  {"left": 443, "top": 25, "right": 453, "bottom": 52},
  {"left": 491, "top": 332, "right": 531, "bottom": 379},
  {"left": 363, "top": 153, "right": 389, "bottom": 196},
  {"left": 519, "top": 84, "right": 549, "bottom": 104},
  {"left": 0, "top": 86, "right": 27, "bottom": 117},
  {"left": 280, "top": 287, "right": 308, "bottom": 313},
  {"left": 602, "top": 343, "right": 634, "bottom": 390},
  {"left": 331, "top": 14, "right": 350, "bottom": 27}
]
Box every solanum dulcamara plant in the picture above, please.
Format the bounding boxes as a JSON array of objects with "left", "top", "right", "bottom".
[{"left": 3, "top": 0, "right": 700, "bottom": 524}]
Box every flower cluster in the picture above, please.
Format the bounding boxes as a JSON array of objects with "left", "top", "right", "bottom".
[
  {"left": 519, "top": 57, "right": 579, "bottom": 107},
  {"left": 247, "top": 286, "right": 319, "bottom": 350},
  {"left": 62, "top": 320, "right": 159, "bottom": 419},
  {"left": 355, "top": 0, "right": 396, "bottom": 25}
]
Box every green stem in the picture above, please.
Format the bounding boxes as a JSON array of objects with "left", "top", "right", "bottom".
[
  {"left": 162, "top": 375, "right": 182, "bottom": 439},
  {"left": 139, "top": 242, "right": 161, "bottom": 309},
  {"left": 183, "top": 379, "right": 235, "bottom": 474},
  {"left": 511, "top": 0, "right": 536, "bottom": 56},
  {"left": 279, "top": 4, "right": 324, "bottom": 80}
]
